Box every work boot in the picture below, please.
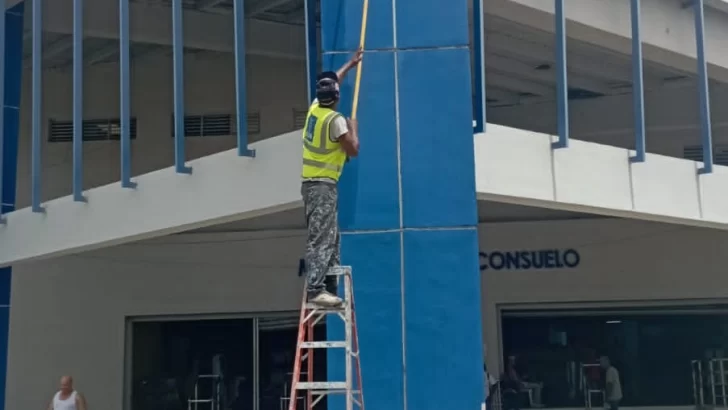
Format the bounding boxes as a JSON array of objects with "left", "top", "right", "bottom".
[
  {"left": 309, "top": 291, "right": 343, "bottom": 308},
  {"left": 325, "top": 276, "right": 339, "bottom": 296}
]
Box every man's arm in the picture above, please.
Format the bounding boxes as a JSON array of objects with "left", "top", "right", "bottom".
[
  {"left": 76, "top": 393, "right": 88, "bottom": 410},
  {"left": 336, "top": 48, "right": 363, "bottom": 83},
  {"left": 47, "top": 400, "right": 53, "bottom": 410},
  {"left": 339, "top": 118, "right": 360, "bottom": 157}
]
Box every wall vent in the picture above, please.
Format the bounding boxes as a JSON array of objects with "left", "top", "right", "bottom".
[
  {"left": 293, "top": 108, "right": 308, "bottom": 129},
  {"left": 49, "top": 118, "right": 138, "bottom": 142},
  {"left": 683, "top": 144, "right": 728, "bottom": 166},
  {"left": 172, "top": 113, "right": 261, "bottom": 138}
]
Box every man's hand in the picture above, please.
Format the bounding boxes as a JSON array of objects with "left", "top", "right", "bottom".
[
  {"left": 349, "top": 47, "right": 363, "bottom": 67},
  {"left": 337, "top": 47, "right": 364, "bottom": 82}
]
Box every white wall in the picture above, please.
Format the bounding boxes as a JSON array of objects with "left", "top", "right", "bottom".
[
  {"left": 475, "top": 125, "right": 728, "bottom": 229},
  {"left": 479, "top": 218, "right": 728, "bottom": 373},
  {"left": 14, "top": 51, "right": 308, "bottom": 207},
  {"left": 6, "top": 229, "right": 307, "bottom": 410},
  {"left": 8, "top": 217, "right": 728, "bottom": 410}
]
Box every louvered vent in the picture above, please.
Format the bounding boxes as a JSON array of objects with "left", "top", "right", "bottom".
[
  {"left": 49, "top": 118, "right": 138, "bottom": 142},
  {"left": 173, "top": 113, "right": 260, "bottom": 137},
  {"left": 293, "top": 108, "right": 307, "bottom": 129},
  {"left": 716, "top": 146, "right": 728, "bottom": 166},
  {"left": 247, "top": 112, "right": 261, "bottom": 135},
  {"left": 683, "top": 144, "right": 728, "bottom": 166}
]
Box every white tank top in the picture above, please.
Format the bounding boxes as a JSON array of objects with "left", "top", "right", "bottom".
[{"left": 53, "top": 391, "right": 77, "bottom": 410}]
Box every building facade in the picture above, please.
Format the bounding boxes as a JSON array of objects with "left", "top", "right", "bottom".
[{"left": 2, "top": 1, "right": 728, "bottom": 410}]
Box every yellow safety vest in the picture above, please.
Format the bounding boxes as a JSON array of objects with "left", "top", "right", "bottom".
[{"left": 301, "top": 103, "right": 347, "bottom": 181}]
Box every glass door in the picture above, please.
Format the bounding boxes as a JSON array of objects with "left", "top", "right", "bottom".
[{"left": 257, "top": 316, "right": 327, "bottom": 410}]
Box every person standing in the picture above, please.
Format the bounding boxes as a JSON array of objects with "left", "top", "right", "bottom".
[
  {"left": 600, "top": 356, "right": 622, "bottom": 410},
  {"left": 47, "top": 375, "right": 88, "bottom": 410},
  {"left": 302, "top": 48, "right": 363, "bottom": 307}
]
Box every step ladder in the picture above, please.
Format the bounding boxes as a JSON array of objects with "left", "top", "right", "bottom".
[{"left": 288, "top": 266, "right": 365, "bottom": 410}]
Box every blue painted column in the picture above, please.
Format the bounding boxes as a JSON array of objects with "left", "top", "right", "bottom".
[
  {"left": 322, "top": 1, "right": 485, "bottom": 409},
  {"left": 0, "top": 4, "right": 24, "bottom": 409}
]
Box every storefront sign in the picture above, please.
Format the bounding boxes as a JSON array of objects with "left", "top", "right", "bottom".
[{"left": 479, "top": 249, "right": 580, "bottom": 271}]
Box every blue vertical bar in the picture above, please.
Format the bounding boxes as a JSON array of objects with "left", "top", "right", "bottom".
[
  {"left": 172, "top": 0, "right": 191, "bottom": 173},
  {"left": 553, "top": 0, "right": 569, "bottom": 149},
  {"left": 72, "top": 0, "right": 86, "bottom": 201},
  {"left": 0, "top": 4, "right": 25, "bottom": 407},
  {"left": 304, "top": 0, "right": 317, "bottom": 104},
  {"left": 694, "top": 0, "right": 713, "bottom": 174},
  {"left": 629, "top": 0, "right": 646, "bottom": 163},
  {"left": 0, "top": 0, "right": 6, "bottom": 222},
  {"left": 472, "top": 0, "right": 486, "bottom": 133},
  {"left": 233, "top": 0, "right": 254, "bottom": 157},
  {"left": 120, "top": 0, "right": 136, "bottom": 187},
  {"left": 31, "top": 0, "right": 43, "bottom": 212}
]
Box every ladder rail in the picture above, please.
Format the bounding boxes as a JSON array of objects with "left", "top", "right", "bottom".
[
  {"left": 289, "top": 287, "right": 309, "bottom": 410},
  {"left": 307, "top": 319, "right": 314, "bottom": 410},
  {"left": 350, "top": 272, "right": 366, "bottom": 410},
  {"left": 344, "top": 273, "right": 354, "bottom": 410}
]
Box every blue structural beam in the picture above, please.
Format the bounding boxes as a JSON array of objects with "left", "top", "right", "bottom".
[
  {"left": 694, "top": 0, "right": 714, "bottom": 174},
  {"left": 322, "top": 1, "right": 485, "bottom": 409},
  {"left": 72, "top": 0, "right": 86, "bottom": 201},
  {"left": 472, "top": 0, "right": 486, "bottom": 134},
  {"left": 553, "top": 0, "right": 569, "bottom": 149},
  {"left": 31, "top": 0, "right": 43, "bottom": 212},
  {"left": 233, "top": 0, "right": 254, "bottom": 157},
  {"left": 0, "top": 0, "right": 5, "bottom": 223},
  {"left": 172, "top": 0, "right": 191, "bottom": 174},
  {"left": 0, "top": 3, "right": 25, "bottom": 408},
  {"left": 304, "top": 0, "right": 318, "bottom": 103},
  {"left": 120, "top": 0, "right": 136, "bottom": 187},
  {"left": 630, "top": 0, "right": 646, "bottom": 163}
]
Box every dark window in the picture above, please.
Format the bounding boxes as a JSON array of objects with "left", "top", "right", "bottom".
[{"left": 502, "top": 310, "right": 728, "bottom": 407}]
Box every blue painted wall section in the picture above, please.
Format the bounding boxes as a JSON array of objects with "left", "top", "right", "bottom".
[
  {"left": 0, "top": 3, "right": 25, "bottom": 409},
  {"left": 322, "top": 0, "right": 484, "bottom": 408}
]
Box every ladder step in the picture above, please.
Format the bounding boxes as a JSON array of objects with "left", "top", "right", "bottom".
[
  {"left": 305, "top": 303, "right": 345, "bottom": 311},
  {"left": 326, "top": 266, "right": 352, "bottom": 276},
  {"left": 300, "top": 341, "right": 347, "bottom": 348},
  {"left": 296, "top": 382, "right": 348, "bottom": 390}
]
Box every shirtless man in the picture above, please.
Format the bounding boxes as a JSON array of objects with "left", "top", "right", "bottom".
[{"left": 47, "top": 376, "right": 88, "bottom": 410}]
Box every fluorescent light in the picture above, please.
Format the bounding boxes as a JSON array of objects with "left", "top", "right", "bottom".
[{"left": 606, "top": 320, "right": 622, "bottom": 324}]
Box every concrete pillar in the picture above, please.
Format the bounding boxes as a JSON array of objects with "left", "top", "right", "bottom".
[
  {"left": 0, "top": 4, "right": 25, "bottom": 409},
  {"left": 322, "top": 1, "right": 485, "bottom": 408}
]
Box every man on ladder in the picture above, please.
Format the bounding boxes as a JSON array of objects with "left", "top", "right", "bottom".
[
  {"left": 292, "top": 49, "right": 367, "bottom": 410},
  {"left": 301, "top": 48, "right": 363, "bottom": 308}
]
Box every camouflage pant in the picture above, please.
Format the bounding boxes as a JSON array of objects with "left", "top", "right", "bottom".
[{"left": 302, "top": 181, "right": 340, "bottom": 296}]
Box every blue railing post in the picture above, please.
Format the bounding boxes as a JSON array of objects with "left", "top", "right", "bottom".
[
  {"left": 694, "top": 0, "right": 714, "bottom": 174},
  {"left": 120, "top": 0, "right": 136, "bottom": 187},
  {"left": 304, "top": 0, "right": 318, "bottom": 104},
  {"left": 553, "top": 0, "right": 569, "bottom": 149},
  {"left": 630, "top": 0, "right": 646, "bottom": 163},
  {"left": 0, "top": 0, "right": 6, "bottom": 223},
  {"left": 234, "top": 0, "right": 255, "bottom": 157},
  {"left": 31, "top": 0, "right": 43, "bottom": 213},
  {"left": 172, "top": 0, "right": 192, "bottom": 173},
  {"left": 72, "top": 0, "right": 86, "bottom": 201},
  {"left": 472, "top": 0, "right": 486, "bottom": 134}
]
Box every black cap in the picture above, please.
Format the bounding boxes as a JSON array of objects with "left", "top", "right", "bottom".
[{"left": 316, "top": 71, "right": 340, "bottom": 106}]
